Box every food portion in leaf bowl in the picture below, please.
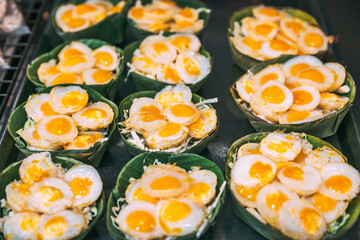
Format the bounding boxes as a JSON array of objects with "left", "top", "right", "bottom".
[
  {"left": 0, "top": 152, "right": 104, "bottom": 240},
  {"left": 106, "top": 152, "right": 226, "bottom": 240},
  {"left": 119, "top": 84, "right": 218, "bottom": 155},
  {"left": 226, "top": 131, "right": 360, "bottom": 240}
]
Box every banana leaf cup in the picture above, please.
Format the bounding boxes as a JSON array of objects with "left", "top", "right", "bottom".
[
  {"left": 26, "top": 39, "right": 125, "bottom": 101},
  {"left": 106, "top": 151, "right": 226, "bottom": 240},
  {"left": 0, "top": 156, "right": 105, "bottom": 240},
  {"left": 51, "top": 0, "right": 131, "bottom": 44},
  {"left": 118, "top": 90, "right": 219, "bottom": 156},
  {"left": 124, "top": 39, "right": 212, "bottom": 92},
  {"left": 7, "top": 84, "right": 119, "bottom": 167},
  {"left": 230, "top": 55, "right": 356, "bottom": 139},
  {"left": 228, "top": 6, "right": 328, "bottom": 70},
  {"left": 225, "top": 132, "right": 360, "bottom": 240},
  {"left": 127, "top": 0, "right": 210, "bottom": 39}
]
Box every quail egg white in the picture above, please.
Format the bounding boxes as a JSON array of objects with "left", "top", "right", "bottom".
[
  {"left": 304, "top": 146, "right": 345, "bottom": 169},
  {"left": 49, "top": 86, "right": 88, "bottom": 114},
  {"left": 131, "top": 50, "right": 159, "bottom": 75},
  {"left": 188, "top": 108, "right": 217, "bottom": 139},
  {"left": 173, "top": 7, "right": 199, "bottom": 23},
  {"left": 280, "top": 16, "right": 309, "bottom": 42},
  {"left": 244, "top": 19, "right": 278, "bottom": 42},
  {"left": 82, "top": 68, "right": 114, "bottom": 85},
  {"left": 252, "top": 5, "right": 284, "bottom": 22},
  {"left": 278, "top": 109, "right": 323, "bottom": 124},
  {"left": 290, "top": 85, "right": 320, "bottom": 111},
  {"left": 21, "top": 126, "right": 62, "bottom": 150},
  {"left": 233, "top": 35, "right": 264, "bottom": 61},
  {"left": 185, "top": 169, "right": 217, "bottom": 205},
  {"left": 229, "top": 180, "right": 260, "bottom": 208},
  {"left": 125, "top": 111, "right": 168, "bottom": 134},
  {"left": 298, "top": 26, "right": 328, "bottom": 55},
  {"left": 145, "top": 122, "right": 188, "bottom": 149},
  {"left": 57, "top": 54, "right": 95, "bottom": 74},
  {"left": 37, "top": 59, "right": 62, "bottom": 84},
  {"left": 129, "top": 97, "right": 163, "bottom": 117},
  {"left": 175, "top": 51, "right": 211, "bottom": 84},
  {"left": 91, "top": 45, "right": 119, "bottom": 71},
  {"left": 125, "top": 180, "right": 160, "bottom": 205},
  {"left": 168, "top": 33, "right": 201, "bottom": 53},
  {"left": 64, "top": 132, "right": 104, "bottom": 150},
  {"left": 154, "top": 84, "right": 192, "bottom": 107},
  {"left": 324, "top": 62, "right": 346, "bottom": 92},
  {"left": 55, "top": 4, "right": 91, "bottom": 33},
  {"left": 142, "top": 39, "right": 177, "bottom": 63},
  {"left": 45, "top": 72, "right": 84, "bottom": 87},
  {"left": 5, "top": 181, "right": 30, "bottom": 212},
  {"left": 3, "top": 212, "right": 41, "bottom": 240},
  {"left": 319, "top": 92, "right": 349, "bottom": 111},
  {"left": 25, "top": 93, "right": 59, "bottom": 122},
  {"left": 251, "top": 64, "right": 286, "bottom": 91},
  {"left": 237, "top": 143, "right": 261, "bottom": 157},
  {"left": 170, "top": 19, "right": 204, "bottom": 34},
  {"left": 58, "top": 41, "right": 93, "bottom": 62},
  {"left": 282, "top": 55, "right": 323, "bottom": 80},
  {"left": 235, "top": 73, "right": 256, "bottom": 102}
]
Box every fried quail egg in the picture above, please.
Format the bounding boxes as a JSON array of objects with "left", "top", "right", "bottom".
[
  {"left": 36, "top": 115, "right": 78, "bottom": 144},
  {"left": 72, "top": 102, "right": 114, "bottom": 130},
  {"left": 64, "top": 164, "right": 103, "bottom": 207},
  {"left": 188, "top": 108, "right": 217, "bottom": 139},
  {"left": 64, "top": 131, "right": 104, "bottom": 150},
  {"left": 107, "top": 1, "right": 125, "bottom": 15},
  {"left": 37, "top": 60, "right": 62, "bottom": 84},
  {"left": 25, "top": 93, "right": 59, "bottom": 122},
  {"left": 162, "top": 101, "right": 201, "bottom": 126},
  {"left": 259, "top": 132, "right": 302, "bottom": 162},
  {"left": 319, "top": 92, "right": 349, "bottom": 111},
  {"left": 143, "top": 40, "right": 177, "bottom": 63},
  {"left": 58, "top": 41, "right": 93, "bottom": 62},
  {"left": 298, "top": 26, "right": 328, "bottom": 55},
  {"left": 256, "top": 182, "right": 299, "bottom": 227},
  {"left": 295, "top": 66, "right": 335, "bottom": 91},
  {"left": 245, "top": 19, "right": 278, "bottom": 42},
  {"left": 116, "top": 201, "right": 164, "bottom": 240},
  {"left": 307, "top": 192, "right": 349, "bottom": 224},
  {"left": 125, "top": 111, "right": 168, "bottom": 134},
  {"left": 173, "top": 7, "right": 199, "bottom": 23},
  {"left": 50, "top": 86, "right": 88, "bottom": 114},
  {"left": 251, "top": 64, "right": 286, "bottom": 90},
  {"left": 278, "top": 109, "right": 323, "bottom": 124},
  {"left": 260, "top": 37, "right": 298, "bottom": 59},
  {"left": 129, "top": 97, "right": 163, "bottom": 117},
  {"left": 156, "top": 63, "right": 184, "bottom": 84},
  {"left": 235, "top": 73, "right": 256, "bottom": 102},
  {"left": 91, "top": 45, "right": 118, "bottom": 71},
  {"left": 128, "top": 5, "right": 149, "bottom": 24},
  {"left": 5, "top": 181, "right": 30, "bottom": 212},
  {"left": 168, "top": 33, "right": 201, "bottom": 53},
  {"left": 304, "top": 146, "right": 345, "bottom": 169},
  {"left": 140, "top": 164, "right": 190, "bottom": 199},
  {"left": 324, "top": 62, "right": 346, "bottom": 92},
  {"left": 278, "top": 199, "right": 327, "bottom": 240},
  {"left": 318, "top": 162, "right": 360, "bottom": 201},
  {"left": 3, "top": 212, "right": 41, "bottom": 240},
  {"left": 175, "top": 51, "right": 210, "bottom": 84},
  {"left": 252, "top": 5, "right": 284, "bottom": 22},
  {"left": 170, "top": 19, "right": 204, "bottom": 34},
  {"left": 132, "top": 50, "right": 159, "bottom": 74},
  {"left": 154, "top": 0, "right": 178, "bottom": 9},
  {"left": 19, "top": 152, "right": 59, "bottom": 185},
  {"left": 45, "top": 72, "right": 84, "bottom": 87},
  {"left": 145, "top": 122, "right": 188, "bottom": 149},
  {"left": 72, "top": 2, "right": 106, "bottom": 20},
  {"left": 232, "top": 35, "right": 264, "bottom": 61},
  {"left": 21, "top": 126, "right": 62, "bottom": 150},
  {"left": 231, "top": 154, "right": 277, "bottom": 188},
  {"left": 57, "top": 54, "right": 94, "bottom": 74},
  {"left": 290, "top": 85, "right": 320, "bottom": 111},
  {"left": 28, "top": 177, "right": 73, "bottom": 214},
  {"left": 82, "top": 68, "right": 114, "bottom": 85},
  {"left": 145, "top": 6, "right": 174, "bottom": 23},
  {"left": 157, "top": 198, "right": 205, "bottom": 236},
  {"left": 277, "top": 163, "right": 322, "bottom": 196},
  {"left": 282, "top": 55, "right": 323, "bottom": 80},
  {"left": 154, "top": 84, "right": 192, "bottom": 107},
  {"left": 125, "top": 180, "right": 159, "bottom": 205},
  {"left": 229, "top": 180, "right": 259, "bottom": 208},
  {"left": 237, "top": 143, "right": 261, "bottom": 157},
  {"left": 55, "top": 4, "right": 91, "bottom": 33},
  {"left": 38, "top": 210, "right": 86, "bottom": 240},
  {"left": 185, "top": 169, "right": 217, "bottom": 205},
  {"left": 280, "top": 16, "right": 309, "bottom": 42}
]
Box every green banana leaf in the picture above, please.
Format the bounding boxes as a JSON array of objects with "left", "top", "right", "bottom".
[
  {"left": 26, "top": 39, "right": 125, "bottom": 101},
  {"left": 0, "top": 156, "right": 105, "bottom": 240},
  {"left": 230, "top": 55, "right": 356, "bottom": 138},
  {"left": 225, "top": 132, "right": 360, "bottom": 240},
  {"left": 123, "top": 39, "right": 212, "bottom": 93},
  {"left": 106, "top": 152, "right": 226, "bottom": 240},
  {"left": 126, "top": 0, "right": 210, "bottom": 39},
  {"left": 50, "top": 0, "right": 131, "bottom": 44},
  {"left": 228, "top": 6, "right": 327, "bottom": 70},
  {"left": 7, "top": 84, "right": 119, "bottom": 167},
  {"left": 118, "top": 90, "right": 219, "bottom": 156}
]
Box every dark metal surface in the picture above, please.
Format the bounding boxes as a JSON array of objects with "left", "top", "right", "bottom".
[{"left": 0, "top": 0, "right": 359, "bottom": 239}]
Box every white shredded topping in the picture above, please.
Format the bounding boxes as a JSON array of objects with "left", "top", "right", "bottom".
[
  {"left": 336, "top": 85, "right": 351, "bottom": 94},
  {"left": 195, "top": 97, "right": 218, "bottom": 107}
]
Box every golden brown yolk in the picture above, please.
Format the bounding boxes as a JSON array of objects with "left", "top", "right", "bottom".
[
  {"left": 286, "top": 21, "right": 304, "bottom": 34},
  {"left": 266, "top": 191, "right": 289, "bottom": 212},
  {"left": 65, "top": 18, "right": 86, "bottom": 28},
  {"left": 325, "top": 175, "right": 352, "bottom": 194},
  {"left": 236, "top": 185, "right": 258, "bottom": 201},
  {"left": 187, "top": 182, "right": 210, "bottom": 202},
  {"left": 287, "top": 110, "right": 311, "bottom": 122},
  {"left": 261, "top": 85, "right": 285, "bottom": 104},
  {"left": 126, "top": 210, "right": 156, "bottom": 232},
  {"left": 63, "top": 48, "right": 84, "bottom": 59},
  {"left": 151, "top": 176, "right": 181, "bottom": 190},
  {"left": 162, "top": 200, "right": 191, "bottom": 222},
  {"left": 41, "top": 102, "right": 58, "bottom": 116},
  {"left": 164, "top": 67, "right": 181, "bottom": 82},
  {"left": 72, "top": 133, "right": 103, "bottom": 148},
  {"left": 298, "top": 69, "right": 325, "bottom": 83},
  {"left": 255, "top": 23, "right": 273, "bottom": 35},
  {"left": 177, "top": 21, "right": 193, "bottom": 28},
  {"left": 81, "top": 108, "right": 107, "bottom": 119},
  {"left": 183, "top": 57, "right": 200, "bottom": 75},
  {"left": 153, "top": 43, "right": 168, "bottom": 55},
  {"left": 130, "top": 7, "right": 144, "bottom": 19},
  {"left": 249, "top": 161, "right": 274, "bottom": 183},
  {"left": 172, "top": 36, "right": 191, "bottom": 51},
  {"left": 69, "top": 177, "right": 93, "bottom": 199},
  {"left": 290, "top": 63, "right": 310, "bottom": 76},
  {"left": 20, "top": 215, "right": 40, "bottom": 231},
  {"left": 93, "top": 70, "right": 114, "bottom": 83},
  {"left": 259, "top": 73, "right": 278, "bottom": 85},
  {"left": 139, "top": 112, "right": 163, "bottom": 122},
  {"left": 270, "top": 39, "right": 291, "bottom": 51},
  {"left": 39, "top": 186, "right": 64, "bottom": 202},
  {"left": 305, "top": 33, "right": 324, "bottom": 48},
  {"left": 44, "top": 216, "right": 68, "bottom": 237},
  {"left": 293, "top": 90, "right": 313, "bottom": 105},
  {"left": 95, "top": 52, "right": 114, "bottom": 67},
  {"left": 52, "top": 73, "right": 79, "bottom": 85},
  {"left": 312, "top": 192, "right": 337, "bottom": 212},
  {"left": 32, "top": 130, "right": 40, "bottom": 139},
  {"left": 75, "top": 4, "right": 96, "bottom": 15},
  {"left": 62, "top": 56, "right": 87, "bottom": 66},
  {"left": 243, "top": 37, "right": 262, "bottom": 52},
  {"left": 46, "top": 118, "right": 72, "bottom": 135},
  {"left": 133, "top": 187, "right": 159, "bottom": 204},
  {"left": 259, "top": 8, "right": 279, "bottom": 16},
  {"left": 179, "top": 8, "right": 194, "bottom": 18},
  {"left": 170, "top": 104, "right": 195, "bottom": 117},
  {"left": 61, "top": 10, "right": 73, "bottom": 23},
  {"left": 282, "top": 165, "right": 304, "bottom": 180},
  {"left": 299, "top": 208, "right": 322, "bottom": 233},
  {"left": 61, "top": 91, "right": 88, "bottom": 109},
  {"left": 294, "top": 150, "right": 307, "bottom": 163}
]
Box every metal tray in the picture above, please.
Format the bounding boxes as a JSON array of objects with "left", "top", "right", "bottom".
[{"left": 0, "top": 0, "right": 359, "bottom": 239}]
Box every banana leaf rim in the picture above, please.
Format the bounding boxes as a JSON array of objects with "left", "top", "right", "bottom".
[
  {"left": 117, "top": 90, "right": 219, "bottom": 155},
  {"left": 7, "top": 84, "right": 119, "bottom": 157},
  {"left": 225, "top": 131, "right": 360, "bottom": 239},
  {"left": 0, "top": 155, "right": 105, "bottom": 240},
  {"left": 229, "top": 54, "right": 356, "bottom": 131},
  {"left": 106, "top": 151, "right": 226, "bottom": 240}
]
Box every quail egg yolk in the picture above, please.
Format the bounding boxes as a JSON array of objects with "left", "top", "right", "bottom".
[
  {"left": 153, "top": 43, "right": 169, "bottom": 55},
  {"left": 134, "top": 56, "right": 158, "bottom": 68},
  {"left": 187, "top": 182, "right": 211, "bottom": 202},
  {"left": 61, "top": 10, "right": 73, "bottom": 23},
  {"left": 14, "top": 182, "right": 30, "bottom": 196},
  {"left": 260, "top": 8, "right": 279, "bottom": 16},
  {"left": 39, "top": 186, "right": 64, "bottom": 202},
  {"left": 52, "top": 73, "right": 79, "bottom": 85},
  {"left": 24, "top": 165, "right": 48, "bottom": 183},
  {"left": 81, "top": 108, "right": 107, "bottom": 119},
  {"left": 130, "top": 7, "right": 144, "bottom": 19},
  {"left": 286, "top": 110, "right": 311, "bottom": 123},
  {"left": 170, "top": 104, "right": 195, "bottom": 117},
  {"left": 286, "top": 21, "right": 304, "bottom": 34},
  {"left": 95, "top": 52, "right": 114, "bottom": 68},
  {"left": 179, "top": 8, "right": 194, "bottom": 18},
  {"left": 46, "top": 118, "right": 73, "bottom": 135},
  {"left": 93, "top": 70, "right": 114, "bottom": 83},
  {"left": 299, "top": 208, "right": 322, "bottom": 234},
  {"left": 62, "top": 56, "right": 87, "bottom": 66},
  {"left": 259, "top": 73, "right": 278, "bottom": 85},
  {"left": 139, "top": 112, "right": 164, "bottom": 122},
  {"left": 261, "top": 85, "right": 285, "bottom": 104},
  {"left": 171, "top": 36, "right": 191, "bottom": 50},
  {"left": 66, "top": 18, "right": 86, "bottom": 28},
  {"left": 270, "top": 39, "right": 290, "bottom": 51},
  {"left": 158, "top": 123, "right": 182, "bottom": 137},
  {"left": 244, "top": 80, "right": 255, "bottom": 94},
  {"left": 249, "top": 162, "right": 274, "bottom": 183},
  {"left": 164, "top": 66, "right": 181, "bottom": 82},
  {"left": 75, "top": 4, "right": 96, "bottom": 15},
  {"left": 20, "top": 215, "right": 40, "bottom": 231},
  {"left": 255, "top": 23, "right": 274, "bottom": 35},
  {"left": 163, "top": 201, "right": 191, "bottom": 222},
  {"left": 133, "top": 188, "right": 159, "bottom": 204},
  {"left": 140, "top": 105, "right": 161, "bottom": 114},
  {"left": 109, "top": 5, "right": 123, "bottom": 14},
  {"left": 63, "top": 48, "right": 84, "bottom": 59},
  {"left": 290, "top": 63, "right": 310, "bottom": 76},
  {"left": 61, "top": 91, "right": 88, "bottom": 109},
  {"left": 305, "top": 32, "right": 324, "bottom": 48},
  {"left": 94, "top": 13, "right": 107, "bottom": 22},
  {"left": 40, "top": 102, "right": 58, "bottom": 116},
  {"left": 126, "top": 210, "right": 156, "bottom": 232},
  {"left": 183, "top": 57, "right": 200, "bottom": 75},
  {"left": 293, "top": 90, "right": 313, "bottom": 105},
  {"left": 236, "top": 185, "right": 259, "bottom": 201},
  {"left": 69, "top": 177, "right": 93, "bottom": 198},
  {"left": 298, "top": 69, "right": 325, "bottom": 83},
  {"left": 243, "top": 37, "right": 262, "bottom": 52},
  {"left": 73, "top": 133, "right": 103, "bottom": 148},
  {"left": 177, "top": 21, "right": 194, "bottom": 28},
  {"left": 46, "top": 66, "right": 61, "bottom": 76},
  {"left": 150, "top": 176, "right": 181, "bottom": 190},
  {"left": 265, "top": 191, "right": 289, "bottom": 212},
  {"left": 44, "top": 216, "right": 68, "bottom": 238},
  {"left": 267, "top": 141, "right": 293, "bottom": 153},
  {"left": 157, "top": 93, "right": 184, "bottom": 106},
  {"left": 312, "top": 192, "right": 337, "bottom": 212},
  {"left": 325, "top": 175, "right": 352, "bottom": 194},
  {"left": 282, "top": 165, "right": 304, "bottom": 180}
]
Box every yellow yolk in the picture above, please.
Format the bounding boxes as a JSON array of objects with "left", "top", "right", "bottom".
[
  {"left": 267, "top": 141, "right": 293, "bottom": 153},
  {"left": 293, "top": 90, "right": 313, "bottom": 105},
  {"left": 61, "top": 91, "right": 89, "bottom": 109},
  {"left": 130, "top": 7, "right": 144, "bottom": 19},
  {"left": 286, "top": 21, "right": 304, "bottom": 34},
  {"left": 249, "top": 161, "right": 274, "bottom": 183},
  {"left": 325, "top": 175, "right": 352, "bottom": 194},
  {"left": 183, "top": 57, "right": 200, "bottom": 75},
  {"left": 75, "top": 4, "right": 96, "bottom": 15},
  {"left": 44, "top": 216, "right": 68, "bottom": 237},
  {"left": 321, "top": 92, "right": 339, "bottom": 99},
  {"left": 171, "top": 36, "right": 191, "bottom": 50},
  {"left": 139, "top": 112, "right": 163, "bottom": 122},
  {"left": 255, "top": 23, "right": 273, "bottom": 35},
  {"left": 261, "top": 85, "right": 285, "bottom": 104},
  {"left": 69, "top": 177, "right": 93, "bottom": 198},
  {"left": 282, "top": 165, "right": 304, "bottom": 180},
  {"left": 95, "top": 52, "right": 114, "bottom": 67},
  {"left": 177, "top": 21, "right": 193, "bottom": 28},
  {"left": 287, "top": 110, "right": 311, "bottom": 123},
  {"left": 109, "top": 5, "right": 123, "bottom": 14},
  {"left": 266, "top": 191, "right": 289, "bottom": 212},
  {"left": 294, "top": 150, "right": 307, "bottom": 163},
  {"left": 63, "top": 48, "right": 84, "bottom": 59},
  {"left": 312, "top": 192, "right": 337, "bottom": 212},
  {"left": 243, "top": 37, "right": 262, "bottom": 52},
  {"left": 65, "top": 18, "right": 86, "bottom": 28},
  {"left": 149, "top": 9, "right": 166, "bottom": 16},
  {"left": 156, "top": 93, "right": 184, "bottom": 106},
  {"left": 290, "top": 63, "right": 310, "bottom": 76},
  {"left": 305, "top": 33, "right": 324, "bottom": 48},
  {"left": 153, "top": 43, "right": 168, "bottom": 55},
  {"left": 170, "top": 104, "right": 195, "bottom": 117},
  {"left": 164, "top": 66, "right": 181, "bottom": 82},
  {"left": 139, "top": 105, "right": 161, "bottom": 114},
  {"left": 135, "top": 56, "right": 158, "bottom": 68},
  {"left": 162, "top": 200, "right": 191, "bottom": 222},
  {"left": 94, "top": 13, "right": 107, "bottom": 22},
  {"left": 51, "top": 72, "right": 79, "bottom": 85},
  {"left": 39, "top": 186, "right": 64, "bottom": 202},
  {"left": 40, "top": 102, "right": 58, "bottom": 116},
  {"left": 20, "top": 215, "right": 40, "bottom": 231},
  {"left": 260, "top": 8, "right": 279, "bottom": 16},
  {"left": 24, "top": 165, "right": 48, "bottom": 184},
  {"left": 269, "top": 39, "right": 291, "bottom": 51},
  {"left": 260, "top": 73, "right": 278, "bottom": 85},
  {"left": 81, "top": 108, "right": 107, "bottom": 119},
  {"left": 299, "top": 208, "right": 322, "bottom": 233},
  {"left": 179, "top": 8, "right": 194, "bottom": 18},
  {"left": 14, "top": 182, "right": 30, "bottom": 196},
  {"left": 92, "top": 69, "right": 114, "bottom": 83},
  {"left": 187, "top": 182, "right": 211, "bottom": 202},
  {"left": 126, "top": 210, "right": 156, "bottom": 232},
  {"left": 150, "top": 176, "right": 181, "bottom": 190},
  {"left": 61, "top": 56, "right": 87, "bottom": 66},
  {"left": 236, "top": 185, "right": 258, "bottom": 201},
  {"left": 246, "top": 149, "right": 262, "bottom": 155},
  {"left": 245, "top": 80, "right": 255, "bottom": 94},
  {"left": 188, "top": 117, "right": 205, "bottom": 132},
  {"left": 133, "top": 187, "right": 159, "bottom": 204},
  {"left": 46, "top": 118, "right": 72, "bottom": 135},
  {"left": 61, "top": 10, "right": 73, "bottom": 22},
  {"left": 298, "top": 69, "right": 325, "bottom": 83},
  {"left": 72, "top": 133, "right": 103, "bottom": 148},
  {"left": 47, "top": 66, "right": 61, "bottom": 75}
]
